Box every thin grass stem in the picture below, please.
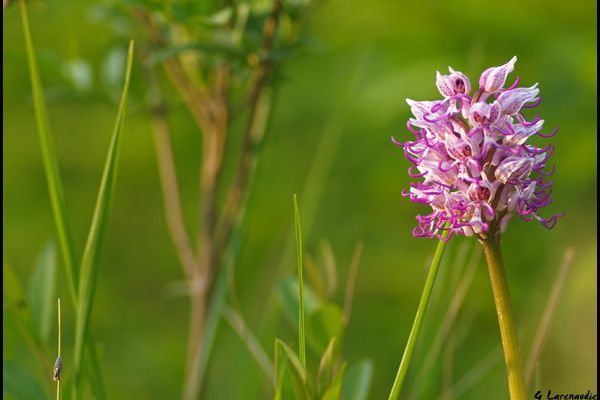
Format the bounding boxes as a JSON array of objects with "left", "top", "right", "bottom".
[
  {"left": 56, "top": 298, "right": 61, "bottom": 400},
  {"left": 387, "top": 229, "right": 450, "bottom": 400},
  {"left": 222, "top": 305, "right": 276, "bottom": 387},
  {"left": 293, "top": 194, "right": 307, "bottom": 369},
  {"left": 343, "top": 241, "right": 364, "bottom": 324},
  {"left": 525, "top": 247, "right": 575, "bottom": 388},
  {"left": 408, "top": 243, "right": 481, "bottom": 398}
]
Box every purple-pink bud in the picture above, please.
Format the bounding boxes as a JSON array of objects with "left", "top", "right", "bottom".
[
  {"left": 436, "top": 67, "right": 471, "bottom": 97},
  {"left": 496, "top": 84, "right": 540, "bottom": 115},
  {"left": 479, "top": 56, "right": 517, "bottom": 93},
  {"left": 504, "top": 119, "right": 544, "bottom": 146},
  {"left": 495, "top": 157, "right": 534, "bottom": 184}
]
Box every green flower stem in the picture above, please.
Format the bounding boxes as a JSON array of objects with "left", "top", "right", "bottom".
[
  {"left": 388, "top": 229, "right": 449, "bottom": 400},
  {"left": 481, "top": 234, "right": 526, "bottom": 400}
]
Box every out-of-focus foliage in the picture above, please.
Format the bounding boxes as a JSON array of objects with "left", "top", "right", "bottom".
[{"left": 3, "top": 0, "right": 596, "bottom": 399}]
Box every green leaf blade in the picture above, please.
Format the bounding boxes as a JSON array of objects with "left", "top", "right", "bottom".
[
  {"left": 293, "top": 194, "right": 307, "bottom": 369},
  {"left": 27, "top": 241, "right": 57, "bottom": 345},
  {"left": 274, "top": 339, "right": 311, "bottom": 400},
  {"left": 72, "top": 40, "right": 135, "bottom": 398},
  {"left": 343, "top": 360, "right": 374, "bottom": 400},
  {"left": 19, "top": 0, "right": 78, "bottom": 306},
  {"left": 322, "top": 363, "right": 347, "bottom": 400}
]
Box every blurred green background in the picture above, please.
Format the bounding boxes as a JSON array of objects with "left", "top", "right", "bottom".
[{"left": 3, "top": 0, "right": 596, "bottom": 399}]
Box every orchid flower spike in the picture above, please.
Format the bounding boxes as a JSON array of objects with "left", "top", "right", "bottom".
[{"left": 397, "top": 56, "right": 562, "bottom": 241}]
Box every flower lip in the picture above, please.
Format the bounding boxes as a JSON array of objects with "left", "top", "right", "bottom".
[
  {"left": 468, "top": 183, "right": 492, "bottom": 202},
  {"left": 468, "top": 101, "right": 501, "bottom": 126}
]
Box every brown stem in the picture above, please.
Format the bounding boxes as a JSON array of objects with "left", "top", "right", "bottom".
[
  {"left": 135, "top": 9, "right": 212, "bottom": 135},
  {"left": 137, "top": 2, "right": 285, "bottom": 398},
  {"left": 145, "top": 66, "right": 197, "bottom": 280},
  {"left": 182, "top": 288, "right": 207, "bottom": 400},
  {"left": 197, "top": 64, "right": 231, "bottom": 270},
  {"left": 213, "top": 0, "right": 282, "bottom": 272}
]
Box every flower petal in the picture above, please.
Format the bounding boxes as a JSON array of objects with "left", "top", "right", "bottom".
[{"left": 479, "top": 56, "right": 517, "bottom": 93}]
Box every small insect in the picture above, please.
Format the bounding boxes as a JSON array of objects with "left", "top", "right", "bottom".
[{"left": 53, "top": 357, "right": 63, "bottom": 382}]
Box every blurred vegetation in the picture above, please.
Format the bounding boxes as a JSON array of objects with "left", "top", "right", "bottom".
[{"left": 3, "top": 0, "right": 596, "bottom": 399}]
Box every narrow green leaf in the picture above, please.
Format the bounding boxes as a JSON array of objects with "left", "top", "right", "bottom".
[
  {"left": 84, "top": 342, "right": 107, "bottom": 400},
  {"left": 19, "top": 2, "right": 107, "bottom": 396},
  {"left": 72, "top": 40, "right": 134, "bottom": 398},
  {"left": 274, "top": 339, "right": 286, "bottom": 400},
  {"left": 274, "top": 361, "right": 293, "bottom": 400},
  {"left": 317, "top": 337, "right": 337, "bottom": 394},
  {"left": 307, "top": 304, "right": 344, "bottom": 354},
  {"left": 275, "top": 340, "right": 307, "bottom": 382},
  {"left": 322, "top": 363, "right": 347, "bottom": 400},
  {"left": 19, "top": 0, "right": 78, "bottom": 305},
  {"left": 222, "top": 305, "right": 275, "bottom": 387},
  {"left": 27, "top": 241, "right": 57, "bottom": 345},
  {"left": 342, "top": 360, "right": 374, "bottom": 400},
  {"left": 293, "top": 194, "right": 306, "bottom": 369},
  {"left": 3, "top": 361, "right": 49, "bottom": 400},
  {"left": 274, "top": 339, "right": 311, "bottom": 400}
]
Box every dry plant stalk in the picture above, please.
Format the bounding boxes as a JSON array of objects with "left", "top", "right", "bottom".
[{"left": 135, "top": 1, "right": 295, "bottom": 398}]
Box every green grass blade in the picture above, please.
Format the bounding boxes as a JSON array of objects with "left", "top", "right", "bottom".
[
  {"left": 293, "top": 194, "right": 306, "bottom": 369},
  {"left": 343, "top": 360, "right": 374, "bottom": 400},
  {"left": 275, "top": 339, "right": 311, "bottom": 399},
  {"left": 524, "top": 246, "right": 575, "bottom": 389},
  {"left": 19, "top": 2, "right": 108, "bottom": 396},
  {"left": 222, "top": 305, "right": 275, "bottom": 387},
  {"left": 72, "top": 40, "right": 134, "bottom": 398},
  {"left": 317, "top": 337, "right": 337, "bottom": 394},
  {"left": 387, "top": 230, "right": 450, "bottom": 400},
  {"left": 27, "top": 241, "right": 57, "bottom": 345},
  {"left": 84, "top": 342, "right": 107, "bottom": 400},
  {"left": 322, "top": 363, "right": 347, "bottom": 400},
  {"left": 19, "top": 0, "right": 78, "bottom": 306}
]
